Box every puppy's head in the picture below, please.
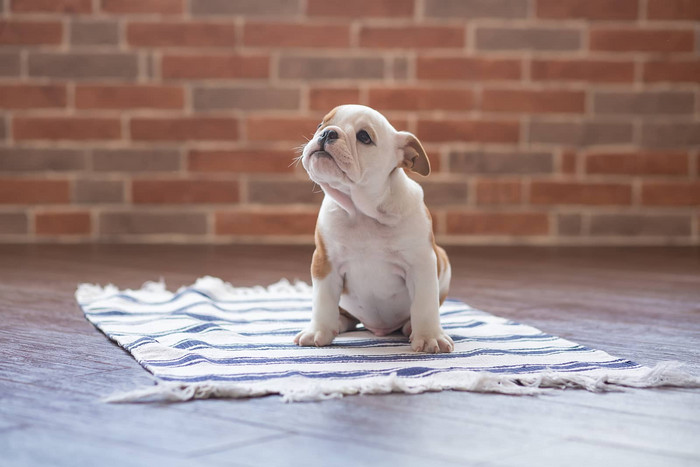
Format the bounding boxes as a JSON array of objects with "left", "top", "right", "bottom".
[{"left": 301, "top": 105, "right": 430, "bottom": 190}]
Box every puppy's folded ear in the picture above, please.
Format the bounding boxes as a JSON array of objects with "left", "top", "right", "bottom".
[{"left": 397, "top": 131, "right": 430, "bottom": 176}]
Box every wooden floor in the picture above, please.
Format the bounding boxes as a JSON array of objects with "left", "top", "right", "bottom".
[{"left": 1, "top": 245, "right": 699, "bottom": 467}]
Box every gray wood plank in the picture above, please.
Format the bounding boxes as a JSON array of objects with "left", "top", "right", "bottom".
[
  {"left": 1, "top": 381, "right": 288, "bottom": 457},
  {"left": 1, "top": 244, "right": 699, "bottom": 467},
  {"left": 197, "top": 433, "right": 465, "bottom": 467}
]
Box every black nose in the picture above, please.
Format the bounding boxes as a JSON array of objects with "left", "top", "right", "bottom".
[{"left": 318, "top": 129, "right": 338, "bottom": 148}]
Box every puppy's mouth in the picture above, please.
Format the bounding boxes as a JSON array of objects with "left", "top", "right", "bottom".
[{"left": 312, "top": 150, "right": 333, "bottom": 159}]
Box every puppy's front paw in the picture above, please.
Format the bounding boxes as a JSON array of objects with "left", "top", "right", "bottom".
[
  {"left": 294, "top": 327, "right": 337, "bottom": 347},
  {"left": 410, "top": 331, "right": 454, "bottom": 354}
]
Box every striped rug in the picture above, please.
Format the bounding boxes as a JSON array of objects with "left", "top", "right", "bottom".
[{"left": 76, "top": 276, "right": 699, "bottom": 402}]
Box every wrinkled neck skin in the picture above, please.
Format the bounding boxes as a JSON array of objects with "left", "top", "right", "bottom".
[{"left": 319, "top": 168, "right": 417, "bottom": 226}]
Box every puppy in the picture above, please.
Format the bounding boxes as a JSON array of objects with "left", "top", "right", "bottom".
[{"left": 294, "top": 105, "right": 453, "bottom": 354}]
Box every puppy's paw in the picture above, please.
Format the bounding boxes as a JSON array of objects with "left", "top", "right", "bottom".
[
  {"left": 294, "top": 327, "right": 337, "bottom": 347},
  {"left": 410, "top": 331, "right": 454, "bottom": 354}
]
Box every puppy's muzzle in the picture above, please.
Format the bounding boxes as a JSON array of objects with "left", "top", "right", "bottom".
[{"left": 317, "top": 129, "right": 338, "bottom": 151}]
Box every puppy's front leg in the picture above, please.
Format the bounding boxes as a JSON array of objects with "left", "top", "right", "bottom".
[
  {"left": 294, "top": 272, "right": 343, "bottom": 347},
  {"left": 407, "top": 259, "right": 454, "bottom": 354}
]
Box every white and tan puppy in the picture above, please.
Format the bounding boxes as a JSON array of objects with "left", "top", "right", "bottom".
[{"left": 294, "top": 105, "right": 453, "bottom": 353}]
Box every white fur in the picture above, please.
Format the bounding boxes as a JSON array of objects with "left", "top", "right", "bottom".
[{"left": 294, "top": 105, "right": 453, "bottom": 353}]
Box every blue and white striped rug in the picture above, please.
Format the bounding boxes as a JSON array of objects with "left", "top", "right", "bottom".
[{"left": 76, "top": 276, "right": 699, "bottom": 402}]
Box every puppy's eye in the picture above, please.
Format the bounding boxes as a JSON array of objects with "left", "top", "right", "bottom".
[
  {"left": 317, "top": 123, "right": 322, "bottom": 130},
  {"left": 356, "top": 130, "right": 372, "bottom": 145}
]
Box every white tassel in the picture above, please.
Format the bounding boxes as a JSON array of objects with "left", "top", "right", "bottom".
[{"left": 103, "top": 362, "right": 700, "bottom": 404}]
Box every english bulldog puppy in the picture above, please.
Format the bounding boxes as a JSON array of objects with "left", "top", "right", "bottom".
[{"left": 294, "top": 105, "right": 453, "bottom": 353}]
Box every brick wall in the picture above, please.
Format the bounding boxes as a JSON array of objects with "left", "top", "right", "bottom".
[{"left": 0, "top": 0, "right": 699, "bottom": 245}]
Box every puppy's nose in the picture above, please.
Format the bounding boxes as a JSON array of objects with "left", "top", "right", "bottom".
[{"left": 318, "top": 129, "right": 338, "bottom": 148}]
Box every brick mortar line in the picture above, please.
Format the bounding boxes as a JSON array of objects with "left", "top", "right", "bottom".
[
  {"left": 415, "top": 0, "right": 425, "bottom": 22},
  {"left": 3, "top": 235, "right": 699, "bottom": 247}
]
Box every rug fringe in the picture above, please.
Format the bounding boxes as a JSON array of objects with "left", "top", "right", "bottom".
[
  {"left": 182, "top": 276, "right": 312, "bottom": 298},
  {"left": 77, "top": 277, "right": 311, "bottom": 305},
  {"left": 103, "top": 362, "right": 700, "bottom": 403}
]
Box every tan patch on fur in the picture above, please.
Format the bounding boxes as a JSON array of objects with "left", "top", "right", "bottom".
[
  {"left": 318, "top": 106, "right": 339, "bottom": 131},
  {"left": 311, "top": 227, "right": 331, "bottom": 279},
  {"left": 426, "top": 206, "right": 449, "bottom": 305},
  {"left": 400, "top": 134, "right": 431, "bottom": 176}
]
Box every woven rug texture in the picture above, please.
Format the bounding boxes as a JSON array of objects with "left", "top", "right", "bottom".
[{"left": 75, "top": 277, "right": 700, "bottom": 402}]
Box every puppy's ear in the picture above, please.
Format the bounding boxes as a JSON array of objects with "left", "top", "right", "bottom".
[{"left": 397, "top": 131, "right": 430, "bottom": 176}]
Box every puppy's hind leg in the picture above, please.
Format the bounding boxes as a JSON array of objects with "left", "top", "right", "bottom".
[{"left": 339, "top": 307, "right": 360, "bottom": 333}]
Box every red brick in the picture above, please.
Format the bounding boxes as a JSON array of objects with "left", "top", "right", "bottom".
[
  {"left": 417, "top": 119, "right": 520, "bottom": 144},
  {"left": 13, "top": 117, "right": 121, "bottom": 141},
  {"left": 476, "top": 180, "right": 522, "bottom": 205},
  {"left": 647, "top": 0, "right": 700, "bottom": 21},
  {"left": 162, "top": 55, "right": 269, "bottom": 79},
  {"left": 310, "top": 88, "right": 361, "bottom": 111},
  {"left": 127, "top": 22, "right": 237, "bottom": 48},
  {"left": 590, "top": 29, "right": 694, "bottom": 53},
  {"left": 643, "top": 60, "right": 700, "bottom": 83},
  {"left": 188, "top": 150, "right": 296, "bottom": 173},
  {"left": 446, "top": 212, "right": 549, "bottom": 236},
  {"left": 76, "top": 85, "right": 184, "bottom": 110},
  {"left": 101, "top": 0, "right": 184, "bottom": 14},
  {"left": 131, "top": 118, "right": 238, "bottom": 142},
  {"left": 642, "top": 182, "right": 700, "bottom": 206},
  {"left": 586, "top": 152, "right": 689, "bottom": 176},
  {"left": 244, "top": 23, "right": 350, "bottom": 48},
  {"left": 482, "top": 89, "right": 585, "bottom": 114},
  {"left": 0, "top": 85, "right": 66, "bottom": 109},
  {"left": 360, "top": 26, "right": 465, "bottom": 49},
  {"left": 561, "top": 150, "right": 578, "bottom": 175},
  {"left": 417, "top": 57, "right": 522, "bottom": 81},
  {"left": 11, "top": 0, "right": 91, "bottom": 13},
  {"left": 0, "top": 179, "right": 70, "bottom": 204},
  {"left": 308, "top": 0, "right": 414, "bottom": 17},
  {"left": 531, "top": 59, "right": 635, "bottom": 83},
  {"left": 369, "top": 87, "right": 474, "bottom": 111},
  {"left": 35, "top": 212, "right": 91, "bottom": 235},
  {"left": 0, "top": 21, "right": 63, "bottom": 46},
  {"left": 132, "top": 180, "right": 239, "bottom": 204},
  {"left": 530, "top": 181, "right": 632, "bottom": 205},
  {"left": 536, "top": 0, "right": 638, "bottom": 20},
  {"left": 247, "top": 117, "right": 320, "bottom": 142},
  {"left": 215, "top": 210, "right": 317, "bottom": 235}
]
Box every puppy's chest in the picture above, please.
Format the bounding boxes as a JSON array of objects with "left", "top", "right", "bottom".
[{"left": 325, "top": 217, "right": 409, "bottom": 268}]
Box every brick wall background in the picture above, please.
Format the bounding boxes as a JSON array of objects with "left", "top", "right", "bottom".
[{"left": 0, "top": 0, "right": 698, "bottom": 245}]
